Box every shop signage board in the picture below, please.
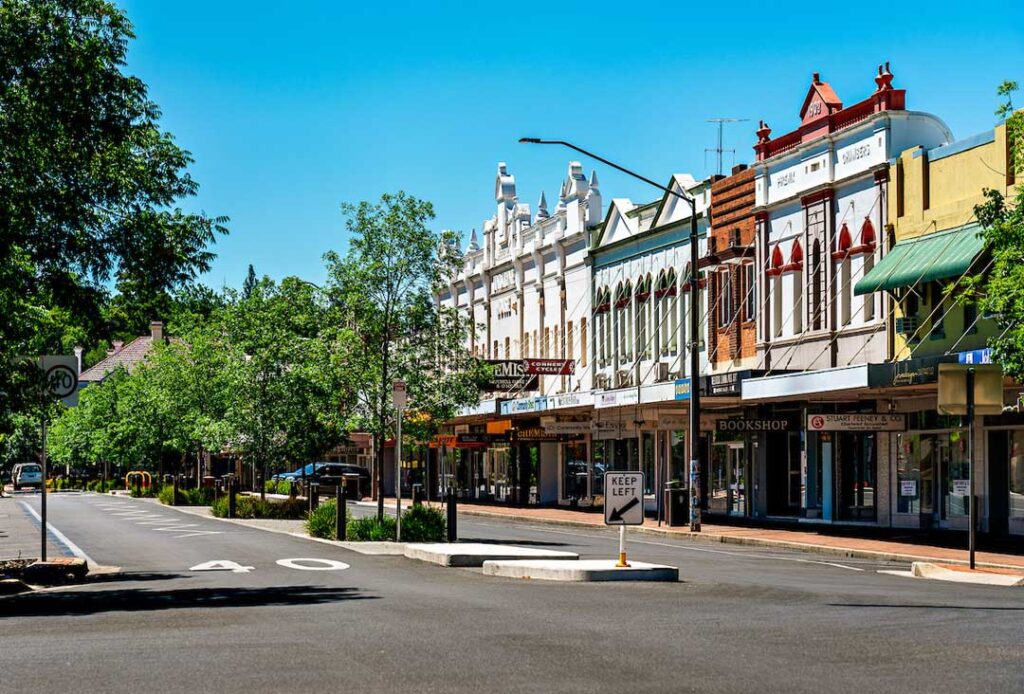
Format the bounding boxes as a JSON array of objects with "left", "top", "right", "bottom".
[
  {"left": 604, "top": 472, "right": 644, "bottom": 525},
  {"left": 523, "top": 358, "right": 575, "bottom": 376},
  {"left": 484, "top": 360, "right": 539, "bottom": 392},
  {"left": 900, "top": 480, "right": 918, "bottom": 497},
  {"left": 548, "top": 391, "right": 593, "bottom": 410},
  {"left": 716, "top": 417, "right": 796, "bottom": 433},
  {"left": 952, "top": 480, "right": 971, "bottom": 496},
  {"left": 704, "top": 370, "right": 769, "bottom": 397},
  {"left": 514, "top": 427, "right": 564, "bottom": 442},
  {"left": 591, "top": 420, "right": 638, "bottom": 439},
  {"left": 674, "top": 378, "right": 691, "bottom": 401},
  {"left": 500, "top": 396, "right": 548, "bottom": 416},
  {"left": 807, "top": 413, "right": 906, "bottom": 432}
]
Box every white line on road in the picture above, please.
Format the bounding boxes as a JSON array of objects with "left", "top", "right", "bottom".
[
  {"left": 19, "top": 501, "right": 99, "bottom": 566},
  {"left": 468, "top": 521, "right": 868, "bottom": 572}
]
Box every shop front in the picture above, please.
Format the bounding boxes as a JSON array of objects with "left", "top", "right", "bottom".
[{"left": 985, "top": 413, "right": 1024, "bottom": 537}]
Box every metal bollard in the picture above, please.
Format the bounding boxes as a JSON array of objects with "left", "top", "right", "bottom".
[
  {"left": 335, "top": 484, "right": 346, "bottom": 541},
  {"left": 446, "top": 489, "right": 457, "bottom": 542},
  {"left": 227, "top": 477, "right": 237, "bottom": 518},
  {"left": 172, "top": 475, "right": 179, "bottom": 506},
  {"left": 413, "top": 484, "right": 423, "bottom": 507},
  {"left": 310, "top": 483, "right": 320, "bottom": 511},
  {"left": 289, "top": 479, "right": 297, "bottom": 499}
]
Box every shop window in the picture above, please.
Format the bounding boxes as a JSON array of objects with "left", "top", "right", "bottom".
[
  {"left": 1010, "top": 431, "right": 1024, "bottom": 521},
  {"left": 504, "top": 337, "right": 510, "bottom": 358}
]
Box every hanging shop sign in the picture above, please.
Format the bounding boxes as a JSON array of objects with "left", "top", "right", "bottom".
[
  {"left": 515, "top": 426, "right": 568, "bottom": 442},
  {"left": 807, "top": 413, "right": 906, "bottom": 432},
  {"left": 429, "top": 434, "right": 457, "bottom": 449},
  {"left": 541, "top": 419, "right": 592, "bottom": 435},
  {"left": 674, "top": 379, "right": 692, "bottom": 401},
  {"left": 703, "top": 370, "right": 770, "bottom": 397},
  {"left": 548, "top": 391, "right": 594, "bottom": 410},
  {"left": 484, "top": 360, "right": 539, "bottom": 392},
  {"left": 523, "top": 358, "right": 576, "bottom": 376},
  {"left": 591, "top": 420, "right": 638, "bottom": 439},
  {"left": 500, "top": 396, "right": 549, "bottom": 416},
  {"left": 596, "top": 390, "right": 639, "bottom": 409},
  {"left": 900, "top": 480, "right": 918, "bottom": 497},
  {"left": 716, "top": 417, "right": 798, "bottom": 433}
]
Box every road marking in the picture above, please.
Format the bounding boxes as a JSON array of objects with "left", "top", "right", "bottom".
[
  {"left": 173, "top": 531, "right": 223, "bottom": 538},
  {"left": 877, "top": 569, "right": 916, "bottom": 578},
  {"left": 190, "top": 560, "right": 254, "bottom": 573},
  {"left": 19, "top": 501, "right": 99, "bottom": 566},
  {"left": 276, "top": 558, "right": 350, "bottom": 571},
  {"left": 468, "top": 521, "right": 868, "bottom": 572}
]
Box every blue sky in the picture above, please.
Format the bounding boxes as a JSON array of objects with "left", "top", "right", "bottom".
[{"left": 120, "top": 0, "right": 1023, "bottom": 289}]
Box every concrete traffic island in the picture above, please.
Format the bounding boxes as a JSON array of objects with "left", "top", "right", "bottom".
[
  {"left": 404, "top": 542, "right": 579, "bottom": 567},
  {"left": 911, "top": 562, "right": 1024, "bottom": 586},
  {"left": 482, "top": 559, "right": 679, "bottom": 582}
]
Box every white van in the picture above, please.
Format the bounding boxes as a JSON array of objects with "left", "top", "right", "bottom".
[{"left": 12, "top": 463, "right": 43, "bottom": 491}]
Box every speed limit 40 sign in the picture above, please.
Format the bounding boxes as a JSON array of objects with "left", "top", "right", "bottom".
[{"left": 39, "top": 356, "right": 79, "bottom": 405}]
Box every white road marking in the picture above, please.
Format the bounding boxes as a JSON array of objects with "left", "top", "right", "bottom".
[
  {"left": 276, "top": 558, "right": 350, "bottom": 571},
  {"left": 173, "top": 531, "right": 223, "bottom": 538},
  {"left": 472, "top": 521, "right": 868, "bottom": 572},
  {"left": 190, "top": 560, "right": 254, "bottom": 573},
  {"left": 877, "top": 569, "right": 917, "bottom": 578},
  {"left": 19, "top": 501, "right": 99, "bottom": 566}
]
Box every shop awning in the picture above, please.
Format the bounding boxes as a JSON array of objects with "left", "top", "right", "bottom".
[{"left": 853, "top": 224, "right": 985, "bottom": 295}]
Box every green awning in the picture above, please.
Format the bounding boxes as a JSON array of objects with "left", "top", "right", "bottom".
[{"left": 853, "top": 223, "right": 986, "bottom": 295}]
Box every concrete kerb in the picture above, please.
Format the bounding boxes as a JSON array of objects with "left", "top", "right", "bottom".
[
  {"left": 403, "top": 542, "right": 579, "bottom": 567},
  {"left": 911, "top": 562, "right": 1024, "bottom": 586},
  {"left": 482, "top": 559, "right": 679, "bottom": 582},
  {"left": 438, "top": 506, "right": 1024, "bottom": 572}
]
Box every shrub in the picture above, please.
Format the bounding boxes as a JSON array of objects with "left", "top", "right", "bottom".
[
  {"left": 347, "top": 514, "right": 397, "bottom": 542},
  {"left": 212, "top": 493, "right": 307, "bottom": 520},
  {"left": 400, "top": 505, "right": 446, "bottom": 542},
  {"left": 307, "top": 499, "right": 348, "bottom": 539},
  {"left": 155, "top": 485, "right": 208, "bottom": 506}
]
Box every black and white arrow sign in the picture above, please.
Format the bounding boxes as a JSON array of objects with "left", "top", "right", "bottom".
[{"left": 604, "top": 472, "right": 644, "bottom": 526}]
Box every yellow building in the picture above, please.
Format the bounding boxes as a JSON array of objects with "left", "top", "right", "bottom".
[{"left": 856, "top": 117, "right": 1017, "bottom": 360}]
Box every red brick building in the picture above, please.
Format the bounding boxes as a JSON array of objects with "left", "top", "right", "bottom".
[{"left": 704, "top": 164, "right": 757, "bottom": 369}]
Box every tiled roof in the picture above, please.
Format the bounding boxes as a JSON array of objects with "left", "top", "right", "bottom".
[{"left": 79, "top": 336, "right": 158, "bottom": 382}]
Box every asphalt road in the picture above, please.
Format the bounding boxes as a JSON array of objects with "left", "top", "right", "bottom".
[{"left": 1, "top": 492, "right": 1022, "bottom": 693}]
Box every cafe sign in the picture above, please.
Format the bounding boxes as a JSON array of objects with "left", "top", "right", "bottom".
[{"left": 807, "top": 413, "right": 906, "bottom": 432}]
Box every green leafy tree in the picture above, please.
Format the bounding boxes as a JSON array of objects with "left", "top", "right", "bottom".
[
  {"left": 221, "top": 276, "right": 355, "bottom": 489},
  {"left": 968, "top": 84, "right": 1024, "bottom": 380},
  {"left": 0, "top": 0, "right": 227, "bottom": 428},
  {"left": 325, "top": 193, "right": 482, "bottom": 518}
]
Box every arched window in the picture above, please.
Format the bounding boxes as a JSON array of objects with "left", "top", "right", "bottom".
[{"left": 635, "top": 275, "right": 652, "bottom": 359}]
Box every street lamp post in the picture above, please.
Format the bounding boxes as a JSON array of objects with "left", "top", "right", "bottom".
[{"left": 518, "top": 138, "right": 702, "bottom": 531}]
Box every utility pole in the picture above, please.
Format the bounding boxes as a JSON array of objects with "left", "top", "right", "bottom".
[
  {"left": 706, "top": 118, "right": 749, "bottom": 176},
  {"left": 518, "top": 137, "right": 705, "bottom": 532}
]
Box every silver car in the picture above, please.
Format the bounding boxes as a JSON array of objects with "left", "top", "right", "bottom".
[{"left": 12, "top": 463, "right": 43, "bottom": 491}]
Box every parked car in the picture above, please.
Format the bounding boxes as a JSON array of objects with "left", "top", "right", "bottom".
[
  {"left": 272, "top": 463, "right": 324, "bottom": 482},
  {"left": 300, "top": 463, "right": 371, "bottom": 499},
  {"left": 12, "top": 463, "right": 43, "bottom": 491}
]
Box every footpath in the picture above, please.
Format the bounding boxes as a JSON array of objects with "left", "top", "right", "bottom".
[
  {"left": 360, "top": 497, "right": 1024, "bottom": 571},
  {"left": 0, "top": 494, "right": 71, "bottom": 561}
]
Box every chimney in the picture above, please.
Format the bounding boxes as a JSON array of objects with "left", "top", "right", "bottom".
[
  {"left": 150, "top": 321, "right": 164, "bottom": 342},
  {"left": 110, "top": 341, "right": 124, "bottom": 355}
]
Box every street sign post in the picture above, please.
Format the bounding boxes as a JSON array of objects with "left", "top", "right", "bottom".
[
  {"left": 937, "top": 363, "right": 1004, "bottom": 570},
  {"left": 35, "top": 356, "right": 79, "bottom": 562},
  {"left": 604, "top": 471, "right": 644, "bottom": 567},
  {"left": 392, "top": 380, "right": 407, "bottom": 540}
]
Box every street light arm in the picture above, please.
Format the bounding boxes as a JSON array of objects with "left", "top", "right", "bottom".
[{"left": 518, "top": 138, "right": 694, "bottom": 207}]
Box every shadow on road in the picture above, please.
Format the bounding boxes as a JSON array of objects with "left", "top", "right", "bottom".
[
  {"left": 85, "top": 571, "right": 192, "bottom": 585},
  {"left": 0, "top": 585, "right": 374, "bottom": 618}
]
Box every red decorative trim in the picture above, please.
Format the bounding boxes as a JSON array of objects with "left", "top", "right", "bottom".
[
  {"left": 614, "top": 298, "right": 630, "bottom": 309},
  {"left": 860, "top": 218, "right": 876, "bottom": 246},
  {"left": 801, "top": 189, "right": 834, "bottom": 206},
  {"left": 654, "top": 287, "right": 677, "bottom": 299},
  {"left": 790, "top": 239, "right": 804, "bottom": 265},
  {"left": 635, "top": 291, "right": 651, "bottom": 303}
]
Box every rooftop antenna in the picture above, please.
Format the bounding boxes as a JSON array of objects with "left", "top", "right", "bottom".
[{"left": 706, "top": 118, "right": 749, "bottom": 176}]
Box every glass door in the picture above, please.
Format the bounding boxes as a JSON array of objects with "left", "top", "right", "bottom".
[
  {"left": 710, "top": 444, "right": 729, "bottom": 514},
  {"left": 728, "top": 444, "right": 747, "bottom": 515},
  {"left": 940, "top": 429, "right": 970, "bottom": 525}
]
